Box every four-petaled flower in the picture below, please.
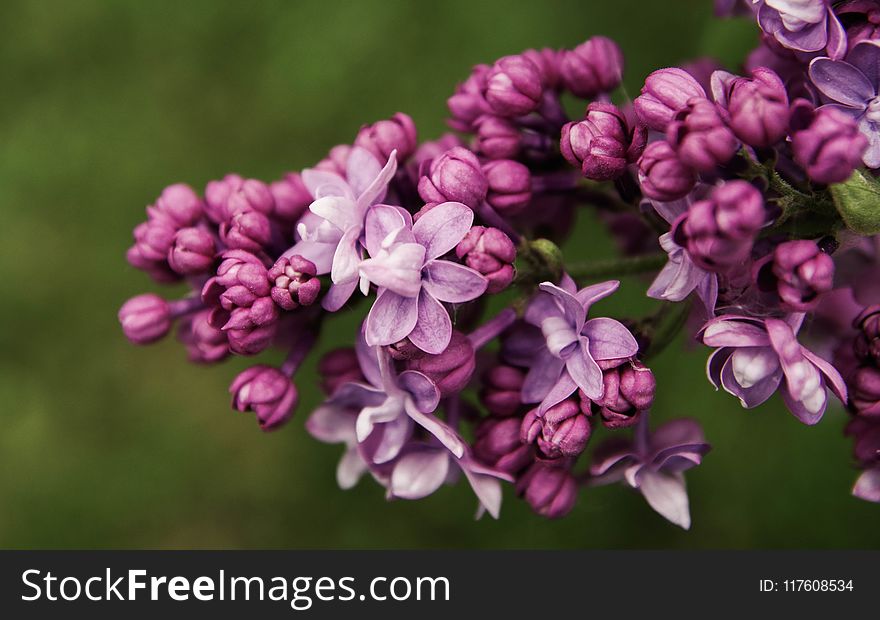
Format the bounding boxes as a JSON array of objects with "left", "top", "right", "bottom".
[{"left": 755, "top": 0, "right": 846, "bottom": 59}]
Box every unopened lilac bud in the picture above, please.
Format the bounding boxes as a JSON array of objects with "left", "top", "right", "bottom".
[
  {"left": 560, "top": 36, "right": 624, "bottom": 98},
  {"left": 318, "top": 348, "right": 364, "bottom": 396},
  {"left": 447, "top": 65, "right": 491, "bottom": 132},
  {"left": 268, "top": 255, "right": 320, "bottom": 311},
  {"left": 132, "top": 217, "right": 177, "bottom": 262},
  {"left": 482, "top": 159, "right": 531, "bottom": 215},
  {"left": 474, "top": 115, "right": 522, "bottom": 159},
  {"left": 118, "top": 293, "right": 171, "bottom": 344},
  {"left": 126, "top": 243, "right": 179, "bottom": 283},
  {"left": 667, "top": 98, "right": 738, "bottom": 172},
  {"left": 270, "top": 173, "right": 312, "bottom": 222},
  {"left": 517, "top": 462, "right": 578, "bottom": 519},
  {"left": 855, "top": 305, "right": 880, "bottom": 365},
  {"left": 314, "top": 145, "right": 352, "bottom": 176},
  {"left": 226, "top": 179, "right": 274, "bottom": 219},
  {"left": 154, "top": 183, "right": 203, "bottom": 227},
  {"left": 456, "top": 226, "right": 516, "bottom": 294},
  {"left": 230, "top": 365, "right": 297, "bottom": 431},
  {"left": 724, "top": 67, "right": 790, "bottom": 147},
  {"left": 771, "top": 240, "right": 834, "bottom": 311},
  {"left": 168, "top": 227, "right": 215, "bottom": 275},
  {"left": 791, "top": 104, "right": 868, "bottom": 184},
  {"left": 226, "top": 322, "right": 277, "bottom": 356},
  {"left": 417, "top": 146, "right": 488, "bottom": 208},
  {"left": 675, "top": 180, "right": 765, "bottom": 272},
  {"left": 523, "top": 47, "right": 564, "bottom": 90},
  {"left": 204, "top": 174, "right": 243, "bottom": 224},
  {"left": 220, "top": 209, "right": 272, "bottom": 253},
  {"left": 177, "top": 309, "right": 229, "bottom": 363},
  {"left": 522, "top": 399, "right": 591, "bottom": 458},
  {"left": 852, "top": 365, "right": 880, "bottom": 417},
  {"left": 407, "top": 331, "right": 475, "bottom": 396},
  {"left": 634, "top": 68, "right": 707, "bottom": 132},
  {"left": 638, "top": 141, "right": 697, "bottom": 202},
  {"left": 473, "top": 417, "right": 533, "bottom": 475},
  {"left": 218, "top": 262, "right": 271, "bottom": 311},
  {"left": 387, "top": 338, "right": 426, "bottom": 361},
  {"left": 593, "top": 361, "right": 656, "bottom": 429},
  {"left": 354, "top": 112, "right": 417, "bottom": 163},
  {"left": 480, "top": 364, "right": 526, "bottom": 417},
  {"left": 561, "top": 102, "right": 645, "bottom": 181},
  {"left": 485, "top": 55, "right": 544, "bottom": 117}
]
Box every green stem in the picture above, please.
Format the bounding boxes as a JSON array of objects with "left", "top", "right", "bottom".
[
  {"left": 566, "top": 252, "right": 667, "bottom": 282},
  {"left": 639, "top": 299, "right": 693, "bottom": 359}
]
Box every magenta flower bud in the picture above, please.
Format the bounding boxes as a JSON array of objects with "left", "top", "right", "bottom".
[
  {"left": 482, "top": 159, "right": 531, "bottom": 215},
  {"left": 318, "top": 348, "right": 365, "bottom": 396},
  {"left": 126, "top": 242, "right": 179, "bottom": 283},
  {"left": 791, "top": 103, "right": 868, "bottom": 184},
  {"left": 132, "top": 216, "right": 177, "bottom": 262},
  {"left": 218, "top": 262, "right": 271, "bottom": 312},
  {"left": 154, "top": 183, "right": 203, "bottom": 227},
  {"left": 474, "top": 115, "right": 522, "bottom": 159},
  {"left": 517, "top": 462, "right": 578, "bottom": 519},
  {"left": 406, "top": 331, "right": 475, "bottom": 396},
  {"left": 225, "top": 322, "right": 277, "bottom": 356},
  {"left": 268, "top": 255, "right": 320, "bottom": 311},
  {"left": 592, "top": 361, "right": 656, "bottom": 429},
  {"left": 270, "top": 173, "right": 312, "bottom": 222},
  {"left": 417, "top": 146, "right": 488, "bottom": 208},
  {"left": 723, "top": 67, "right": 790, "bottom": 147},
  {"left": 852, "top": 365, "right": 880, "bottom": 417},
  {"left": 473, "top": 417, "right": 533, "bottom": 475},
  {"left": 354, "top": 112, "right": 417, "bottom": 163},
  {"left": 177, "top": 309, "right": 229, "bottom": 363},
  {"left": 522, "top": 399, "right": 591, "bottom": 458},
  {"left": 219, "top": 208, "right": 272, "bottom": 253},
  {"left": 480, "top": 364, "right": 526, "bottom": 417},
  {"left": 560, "top": 36, "right": 624, "bottom": 99},
  {"left": 225, "top": 179, "right": 274, "bottom": 218},
  {"left": 854, "top": 305, "right": 880, "bottom": 365},
  {"left": 675, "top": 180, "right": 765, "bottom": 272},
  {"left": 667, "top": 98, "right": 738, "bottom": 172},
  {"left": 484, "top": 55, "right": 544, "bottom": 117},
  {"left": 204, "top": 174, "right": 243, "bottom": 224},
  {"left": 523, "top": 47, "right": 563, "bottom": 90},
  {"left": 230, "top": 365, "right": 297, "bottom": 431},
  {"left": 771, "top": 240, "right": 834, "bottom": 311},
  {"left": 637, "top": 141, "right": 697, "bottom": 202},
  {"left": 118, "top": 293, "right": 171, "bottom": 344},
  {"left": 456, "top": 226, "right": 516, "bottom": 294},
  {"left": 447, "top": 65, "right": 491, "bottom": 132},
  {"left": 314, "top": 144, "right": 352, "bottom": 176},
  {"left": 634, "top": 67, "right": 707, "bottom": 132},
  {"left": 561, "top": 102, "right": 646, "bottom": 181},
  {"left": 167, "top": 227, "right": 215, "bottom": 275}
]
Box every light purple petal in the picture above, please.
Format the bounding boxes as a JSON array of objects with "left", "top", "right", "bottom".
[
  {"left": 346, "top": 146, "right": 383, "bottom": 198},
  {"left": 364, "top": 205, "right": 407, "bottom": 258},
  {"left": 356, "top": 151, "right": 397, "bottom": 208},
  {"left": 355, "top": 395, "right": 404, "bottom": 442},
  {"left": 537, "top": 369, "right": 579, "bottom": 415},
  {"left": 322, "top": 277, "right": 360, "bottom": 312},
  {"left": 398, "top": 370, "right": 441, "bottom": 414},
  {"left": 582, "top": 317, "right": 639, "bottom": 360},
  {"left": 825, "top": 10, "right": 847, "bottom": 61},
  {"left": 301, "top": 169, "right": 354, "bottom": 201},
  {"left": 858, "top": 116, "right": 880, "bottom": 168},
  {"left": 371, "top": 414, "right": 414, "bottom": 464},
  {"left": 706, "top": 348, "right": 731, "bottom": 390},
  {"left": 853, "top": 468, "right": 880, "bottom": 503},
  {"left": 636, "top": 470, "right": 692, "bottom": 530},
  {"left": 390, "top": 448, "right": 451, "bottom": 500},
  {"left": 524, "top": 290, "right": 565, "bottom": 326},
  {"left": 710, "top": 70, "right": 738, "bottom": 107},
  {"left": 538, "top": 282, "right": 586, "bottom": 329},
  {"left": 809, "top": 57, "right": 873, "bottom": 108},
  {"left": 422, "top": 260, "right": 488, "bottom": 303},
  {"left": 412, "top": 201, "right": 474, "bottom": 260},
  {"left": 700, "top": 317, "right": 770, "bottom": 347},
  {"left": 801, "top": 348, "right": 848, "bottom": 404},
  {"left": 461, "top": 467, "right": 504, "bottom": 519},
  {"left": 359, "top": 243, "right": 426, "bottom": 298},
  {"left": 765, "top": 318, "right": 815, "bottom": 400},
  {"left": 407, "top": 290, "right": 452, "bottom": 355},
  {"left": 355, "top": 328, "right": 383, "bottom": 389},
  {"left": 365, "top": 290, "right": 419, "bottom": 347},
  {"left": 310, "top": 195, "right": 360, "bottom": 232},
  {"left": 337, "top": 447, "right": 368, "bottom": 489},
  {"left": 589, "top": 440, "right": 636, "bottom": 480},
  {"left": 565, "top": 338, "right": 604, "bottom": 399},
  {"left": 403, "top": 398, "right": 466, "bottom": 458},
  {"left": 780, "top": 383, "right": 826, "bottom": 425},
  {"left": 695, "top": 270, "right": 718, "bottom": 316},
  {"left": 651, "top": 418, "right": 707, "bottom": 450},
  {"left": 520, "top": 350, "right": 565, "bottom": 403},
  {"left": 720, "top": 353, "right": 782, "bottom": 408},
  {"left": 329, "top": 226, "right": 363, "bottom": 285},
  {"left": 306, "top": 403, "right": 357, "bottom": 445},
  {"left": 848, "top": 41, "right": 880, "bottom": 92},
  {"left": 575, "top": 280, "right": 620, "bottom": 310}
]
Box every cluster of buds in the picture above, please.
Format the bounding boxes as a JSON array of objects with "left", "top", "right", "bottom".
[{"left": 119, "top": 2, "right": 880, "bottom": 528}]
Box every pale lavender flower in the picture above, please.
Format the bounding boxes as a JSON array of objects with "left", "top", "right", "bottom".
[
  {"left": 701, "top": 313, "right": 847, "bottom": 424},
  {"left": 286, "top": 147, "right": 398, "bottom": 311},
  {"left": 590, "top": 417, "right": 711, "bottom": 529},
  {"left": 360, "top": 202, "right": 488, "bottom": 354},
  {"left": 755, "top": 0, "right": 847, "bottom": 59},
  {"left": 809, "top": 40, "right": 880, "bottom": 167}
]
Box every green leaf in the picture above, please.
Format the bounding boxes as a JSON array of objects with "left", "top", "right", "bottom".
[{"left": 829, "top": 169, "right": 880, "bottom": 235}]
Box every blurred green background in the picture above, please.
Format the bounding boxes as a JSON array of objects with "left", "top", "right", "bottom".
[{"left": 1, "top": 0, "right": 877, "bottom": 549}]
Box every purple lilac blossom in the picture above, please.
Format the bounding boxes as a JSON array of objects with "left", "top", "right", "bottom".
[{"left": 755, "top": 0, "right": 847, "bottom": 59}]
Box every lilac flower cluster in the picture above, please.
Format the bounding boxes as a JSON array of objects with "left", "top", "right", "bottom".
[{"left": 120, "top": 3, "right": 880, "bottom": 527}]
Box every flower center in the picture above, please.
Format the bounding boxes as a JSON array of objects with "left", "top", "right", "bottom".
[
  {"left": 731, "top": 346, "right": 780, "bottom": 389},
  {"left": 541, "top": 316, "right": 579, "bottom": 359}
]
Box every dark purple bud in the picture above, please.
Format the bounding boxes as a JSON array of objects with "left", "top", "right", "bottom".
[
  {"left": 270, "top": 173, "right": 312, "bottom": 222},
  {"left": 561, "top": 102, "right": 645, "bottom": 181},
  {"left": 318, "top": 348, "right": 365, "bottom": 396},
  {"left": 791, "top": 103, "right": 868, "bottom": 184},
  {"left": 177, "top": 309, "right": 229, "bottom": 363},
  {"left": 154, "top": 183, "right": 203, "bottom": 227},
  {"left": 480, "top": 364, "right": 526, "bottom": 417},
  {"left": 417, "top": 146, "right": 488, "bottom": 208},
  {"left": 667, "top": 98, "right": 738, "bottom": 172},
  {"left": 484, "top": 55, "right": 544, "bottom": 117},
  {"left": 230, "top": 365, "right": 297, "bottom": 431},
  {"left": 592, "top": 360, "right": 656, "bottom": 429},
  {"left": 855, "top": 305, "right": 880, "bottom": 365},
  {"left": 407, "top": 331, "right": 475, "bottom": 396},
  {"left": 675, "top": 180, "right": 765, "bottom": 272},
  {"left": 226, "top": 179, "right": 275, "bottom": 218},
  {"left": 522, "top": 399, "right": 591, "bottom": 458},
  {"left": 226, "top": 322, "right": 277, "bottom": 356},
  {"left": 852, "top": 365, "right": 880, "bottom": 418},
  {"left": 167, "top": 227, "right": 216, "bottom": 275},
  {"left": 456, "top": 226, "right": 516, "bottom": 294},
  {"left": 724, "top": 67, "right": 790, "bottom": 147},
  {"left": 523, "top": 47, "right": 564, "bottom": 90},
  {"left": 634, "top": 67, "right": 707, "bottom": 132},
  {"left": 474, "top": 115, "right": 522, "bottom": 159},
  {"left": 560, "top": 36, "right": 624, "bottom": 99},
  {"left": 447, "top": 65, "right": 491, "bottom": 132},
  {"left": 637, "top": 141, "right": 697, "bottom": 202},
  {"left": 268, "top": 255, "right": 320, "bottom": 311},
  {"left": 219, "top": 209, "right": 272, "bottom": 253},
  {"left": 204, "top": 174, "right": 243, "bottom": 224},
  {"left": 772, "top": 240, "right": 835, "bottom": 311},
  {"left": 118, "top": 293, "right": 171, "bottom": 344},
  {"left": 354, "top": 112, "right": 418, "bottom": 163},
  {"left": 482, "top": 159, "right": 531, "bottom": 215},
  {"left": 473, "top": 417, "right": 533, "bottom": 475},
  {"left": 516, "top": 462, "right": 578, "bottom": 519},
  {"left": 314, "top": 145, "right": 352, "bottom": 176}
]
